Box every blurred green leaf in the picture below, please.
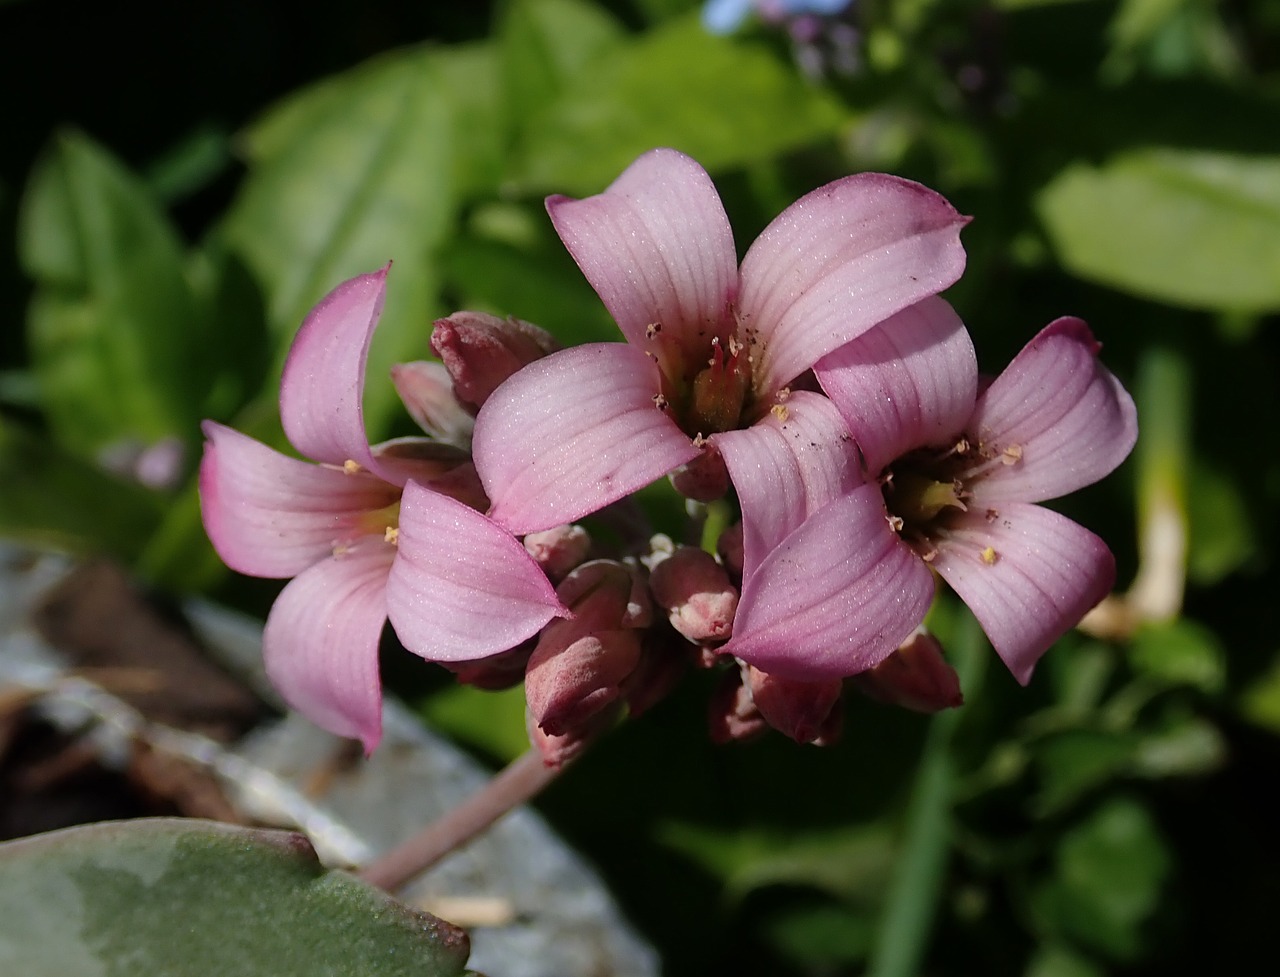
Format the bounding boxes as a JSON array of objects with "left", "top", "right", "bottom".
[
  {"left": 225, "top": 49, "right": 457, "bottom": 436},
  {"left": 658, "top": 821, "right": 897, "bottom": 904},
  {"left": 507, "top": 14, "right": 849, "bottom": 194},
  {"left": 1025, "top": 943, "right": 1105, "bottom": 977},
  {"left": 1238, "top": 652, "right": 1280, "bottom": 735},
  {"left": 420, "top": 684, "right": 530, "bottom": 762},
  {"left": 1132, "top": 715, "right": 1225, "bottom": 778},
  {"left": 1031, "top": 730, "right": 1136, "bottom": 818},
  {"left": 1037, "top": 149, "right": 1280, "bottom": 311},
  {"left": 1186, "top": 460, "right": 1255, "bottom": 583},
  {"left": 18, "top": 131, "right": 206, "bottom": 457},
  {"left": 0, "top": 818, "right": 472, "bottom": 977},
  {"left": 764, "top": 900, "right": 874, "bottom": 970},
  {"left": 145, "top": 124, "right": 233, "bottom": 203},
  {"left": 499, "top": 0, "right": 625, "bottom": 144},
  {"left": 1129, "top": 619, "right": 1226, "bottom": 694},
  {"left": 1032, "top": 797, "right": 1171, "bottom": 960},
  {"left": 0, "top": 418, "right": 162, "bottom": 559}
]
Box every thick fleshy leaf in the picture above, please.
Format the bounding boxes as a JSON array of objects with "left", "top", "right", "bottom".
[
  {"left": 279, "top": 267, "right": 388, "bottom": 475},
  {"left": 473, "top": 342, "right": 700, "bottom": 533},
  {"left": 815, "top": 297, "right": 977, "bottom": 475},
  {"left": 263, "top": 540, "right": 394, "bottom": 753},
  {"left": 722, "top": 484, "right": 935, "bottom": 680},
  {"left": 738, "top": 173, "right": 969, "bottom": 395},
  {"left": 199, "top": 422, "right": 399, "bottom": 579},
  {"left": 0, "top": 819, "right": 472, "bottom": 977},
  {"left": 715, "top": 391, "right": 862, "bottom": 575},
  {"left": 931, "top": 502, "right": 1115, "bottom": 685},
  {"left": 386, "top": 483, "right": 568, "bottom": 661},
  {"left": 546, "top": 148, "right": 737, "bottom": 355},
  {"left": 966, "top": 318, "right": 1138, "bottom": 504}
]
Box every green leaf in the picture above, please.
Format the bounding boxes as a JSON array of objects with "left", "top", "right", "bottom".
[
  {"left": 0, "top": 418, "right": 162, "bottom": 559},
  {"left": 420, "top": 684, "right": 531, "bottom": 762},
  {"left": 1037, "top": 149, "right": 1280, "bottom": 312},
  {"left": 1186, "top": 459, "right": 1255, "bottom": 584},
  {"left": 507, "top": 14, "right": 849, "bottom": 194},
  {"left": 1129, "top": 619, "right": 1226, "bottom": 694},
  {"left": 0, "top": 818, "right": 472, "bottom": 977},
  {"left": 1031, "top": 730, "right": 1137, "bottom": 817},
  {"left": 1025, "top": 944, "right": 1105, "bottom": 977},
  {"left": 17, "top": 131, "right": 206, "bottom": 457},
  {"left": 1132, "top": 716, "right": 1225, "bottom": 778},
  {"left": 1032, "top": 798, "right": 1171, "bottom": 960},
  {"left": 1239, "top": 651, "right": 1280, "bottom": 735},
  {"left": 224, "top": 48, "right": 457, "bottom": 436}
]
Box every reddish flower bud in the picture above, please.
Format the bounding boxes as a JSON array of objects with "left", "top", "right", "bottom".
[
  {"left": 524, "top": 524, "right": 592, "bottom": 581},
  {"left": 439, "top": 642, "right": 534, "bottom": 691},
  {"left": 389, "top": 360, "right": 475, "bottom": 445},
  {"left": 526, "top": 703, "right": 620, "bottom": 768},
  {"left": 747, "top": 666, "right": 844, "bottom": 745},
  {"left": 707, "top": 667, "right": 768, "bottom": 744},
  {"left": 524, "top": 561, "right": 648, "bottom": 736},
  {"left": 621, "top": 629, "right": 692, "bottom": 718},
  {"left": 431, "top": 311, "right": 561, "bottom": 411},
  {"left": 853, "top": 629, "right": 964, "bottom": 713},
  {"left": 668, "top": 443, "right": 730, "bottom": 501},
  {"left": 649, "top": 546, "right": 738, "bottom": 643},
  {"left": 716, "top": 521, "right": 745, "bottom": 584}
]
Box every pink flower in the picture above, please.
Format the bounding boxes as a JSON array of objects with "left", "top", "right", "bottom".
[
  {"left": 199, "top": 268, "right": 566, "bottom": 752},
  {"left": 472, "top": 148, "right": 969, "bottom": 534},
  {"left": 716, "top": 298, "right": 1137, "bottom": 684}
]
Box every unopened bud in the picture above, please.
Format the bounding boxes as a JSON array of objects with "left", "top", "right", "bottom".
[
  {"left": 431, "top": 311, "right": 561, "bottom": 410},
  {"left": 649, "top": 546, "right": 737, "bottom": 643},
  {"left": 524, "top": 524, "right": 592, "bottom": 581},
  {"left": 668, "top": 444, "right": 730, "bottom": 501},
  {"left": 747, "top": 666, "right": 844, "bottom": 745},
  {"left": 853, "top": 630, "right": 963, "bottom": 713},
  {"left": 707, "top": 667, "right": 767, "bottom": 744},
  {"left": 390, "top": 361, "right": 476, "bottom": 445},
  {"left": 716, "top": 521, "right": 744, "bottom": 583},
  {"left": 526, "top": 704, "right": 619, "bottom": 769},
  {"left": 622, "top": 629, "right": 691, "bottom": 718},
  {"left": 440, "top": 642, "right": 533, "bottom": 691},
  {"left": 524, "top": 561, "right": 648, "bottom": 736}
]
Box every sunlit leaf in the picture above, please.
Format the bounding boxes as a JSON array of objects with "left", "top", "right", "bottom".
[
  {"left": 0, "top": 818, "right": 472, "bottom": 977},
  {"left": 1037, "top": 149, "right": 1280, "bottom": 312},
  {"left": 1129, "top": 619, "right": 1226, "bottom": 694}
]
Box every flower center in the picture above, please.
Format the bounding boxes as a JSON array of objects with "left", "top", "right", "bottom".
[
  {"left": 647, "top": 323, "right": 757, "bottom": 438},
  {"left": 351, "top": 499, "right": 402, "bottom": 548}
]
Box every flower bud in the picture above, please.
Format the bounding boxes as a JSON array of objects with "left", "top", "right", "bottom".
[
  {"left": 621, "top": 629, "right": 691, "bottom": 718},
  {"left": 526, "top": 703, "right": 620, "bottom": 769},
  {"left": 431, "top": 311, "right": 561, "bottom": 411},
  {"left": 668, "top": 443, "right": 730, "bottom": 501},
  {"left": 648, "top": 546, "right": 738, "bottom": 643},
  {"left": 389, "top": 360, "right": 475, "bottom": 446},
  {"left": 523, "top": 561, "right": 647, "bottom": 737},
  {"left": 523, "top": 524, "right": 592, "bottom": 581},
  {"left": 707, "top": 667, "right": 768, "bottom": 744},
  {"left": 716, "top": 521, "right": 744, "bottom": 584},
  {"left": 852, "top": 630, "right": 963, "bottom": 713},
  {"left": 439, "top": 642, "right": 534, "bottom": 691},
  {"left": 747, "top": 666, "right": 844, "bottom": 745}
]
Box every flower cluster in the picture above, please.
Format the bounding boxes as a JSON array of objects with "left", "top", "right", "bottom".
[{"left": 200, "top": 149, "right": 1136, "bottom": 765}]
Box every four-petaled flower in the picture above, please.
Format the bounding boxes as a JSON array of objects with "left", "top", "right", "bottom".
[
  {"left": 472, "top": 148, "right": 968, "bottom": 535},
  {"left": 716, "top": 297, "right": 1137, "bottom": 683},
  {"left": 199, "top": 268, "right": 566, "bottom": 752}
]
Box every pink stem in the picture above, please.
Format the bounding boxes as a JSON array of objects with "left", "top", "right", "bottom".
[{"left": 357, "top": 748, "right": 563, "bottom": 892}]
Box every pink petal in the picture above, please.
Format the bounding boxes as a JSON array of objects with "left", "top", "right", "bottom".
[
  {"left": 199, "top": 421, "right": 400, "bottom": 579},
  {"left": 722, "top": 484, "right": 936, "bottom": 680},
  {"left": 931, "top": 502, "right": 1116, "bottom": 685},
  {"left": 714, "top": 391, "right": 862, "bottom": 575},
  {"left": 546, "top": 148, "right": 738, "bottom": 354},
  {"left": 279, "top": 267, "right": 389, "bottom": 477},
  {"left": 965, "top": 317, "right": 1138, "bottom": 504},
  {"left": 738, "top": 173, "right": 969, "bottom": 395},
  {"left": 814, "top": 297, "right": 977, "bottom": 475},
  {"left": 472, "top": 343, "right": 700, "bottom": 533},
  {"left": 385, "top": 483, "right": 569, "bottom": 662},
  {"left": 262, "top": 539, "right": 394, "bottom": 753}
]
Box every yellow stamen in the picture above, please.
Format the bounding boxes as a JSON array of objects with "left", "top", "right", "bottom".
[{"left": 981, "top": 546, "right": 998, "bottom": 565}]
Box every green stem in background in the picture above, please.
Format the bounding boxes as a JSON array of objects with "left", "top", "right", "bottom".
[
  {"left": 866, "top": 612, "right": 986, "bottom": 977},
  {"left": 358, "top": 748, "right": 565, "bottom": 893},
  {"left": 699, "top": 497, "right": 734, "bottom": 555}
]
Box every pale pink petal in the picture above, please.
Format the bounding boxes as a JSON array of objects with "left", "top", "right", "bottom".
[
  {"left": 715, "top": 391, "right": 862, "bottom": 575},
  {"left": 547, "top": 148, "right": 738, "bottom": 353},
  {"left": 738, "top": 174, "right": 969, "bottom": 395},
  {"left": 931, "top": 502, "right": 1115, "bottom": 685},
  {"left": 965, "top": 318, "right": 1138, "bottom": 504},
  {"left": 814, "top": 297, "right": 977, "bottom": 475},
  {"left": 473, "top": 343, "right": 700, "bottom": 533},
  {"left": 199, "top": 421, "right": 399, "bottom": 578},
  {"left": 386, "top": 483, "right": 569, "bottom": 662},
  {"left": 722, "top": 484, "right": 935, "bottom": 680},
  {"left": 262, "top": 539, "right": 394, "bottom": 753},
  {"left": 279, "top": 267, "right": 387, "bottom": 475}
]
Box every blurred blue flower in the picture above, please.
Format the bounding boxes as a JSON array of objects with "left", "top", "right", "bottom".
[{"left": 702, "top": 0, "right": 853, "bottom": 35}]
